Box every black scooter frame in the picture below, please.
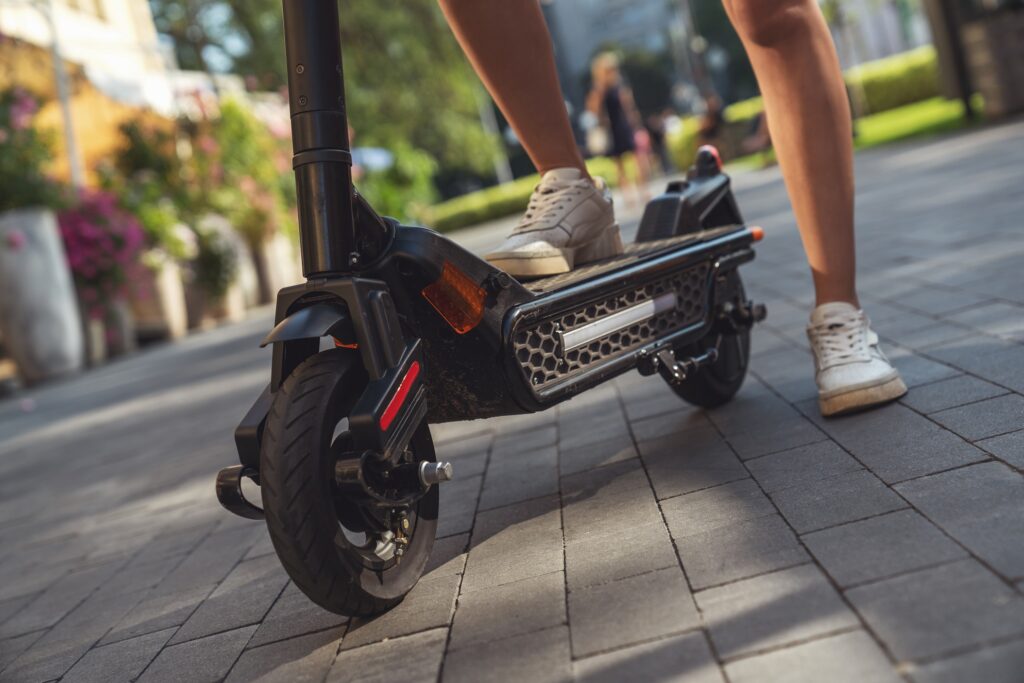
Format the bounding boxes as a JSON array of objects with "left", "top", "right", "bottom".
[{"left": 218, "top": 0, "right": 762, "bottom": 520}]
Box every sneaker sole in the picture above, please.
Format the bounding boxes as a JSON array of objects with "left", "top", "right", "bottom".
[
  {"left": 487, "top": 224, "right": 623, "bottom": 278},
  {"left": 819, "top": 376, "right": 908, "bottom": 417}
]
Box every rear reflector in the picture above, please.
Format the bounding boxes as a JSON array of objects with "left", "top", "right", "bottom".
[
  {"left": 379, "top": 361, "right": 421, "bottom": 431},
  {"left": 750, "top": 226, "right": 765, "bottom": 242},
  {"left": 421, "top": 262, "right": 486, "bottom": 334}
]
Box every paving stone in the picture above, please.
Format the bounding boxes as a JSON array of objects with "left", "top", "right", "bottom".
[
  {"left": 329, "top": 628, "right": 447, "bottom": 683},
  {"left": 943, "top": 301, "right": 1024, "bottom": 342},
  {"left": 724, "top": 630, "right": 900, "bottom": 683},
  {"left": 565, "top": 521, "right": 677, "bottom": 591},
  {"left": 696, "top": 564, "right": 857, "bottom": 659},
  {"left": 436, "top": 473, "right": 482, "bottom": 539},
  {"left": 170, "top": 553, "right": 288, "bottom": 645},
  {"left": 492, "top": 424, "right": 558, "bottom": 457},
  {"left": 248, "top": 582, "right": 347, "bottom": 649},
  {"left": 880, "top": 320, "right": 975, "bottom": 351},
  {"left": 61, "top": 627, "right": 175, "bottom": 683},
  {"left": 929, "top": 394, "right": 1024, "bottom": 442},
  {"left": 342, "top": 572, "right": 459, "bottom": 650},
  {"left": 0, "top": 593, "right": 35, "bottom": 629},
  {"left": 153, "top": 525, "right": 263, "bottom": 597},
  {"left": 0, "top": 629, "right": 44, "bottom": 672},
  {"left": 888, "top": 347, "right": 962, "bottom": 389},
  {"left": 746, "top": 440, "right": 862, "bottom": 493},
  {"left": 978, "top": 429, "right": 1024, "bottom": 469},
  {"left": 638, "top": 426, "right": 748, "bottom": 500},
  {"left": 573, "top": 631, "right": 723, "bottom": 683},
  {"left": 424, "top": 533, "right": 469, "bottom": 578},
  {"left": 479, "top": 445, "right": 558, "bottom": 510},
  {"left": 707, "top": 381, "right": 826, "bottom": 460},
  {"left": 226, "top": 626, "right": 344, "bottom": 683},
  {"left": 661, "top": 479, "right": 775, "bottom": 539},
  {"left": 804, "top": 403, "right": 986, "bottom": 483},
  {"left": 769, "top": 470, "right": 906, "bottom": 534},
  {"left": 846, "top": 559, "right": 1024, "bottom": 661},
  {"left": 435, "top": 432, "right": 492, "bottom": 461},
  {"left": 243, "top": 531, "right": 277, "bottom": 562},
  {"left": 896, "top": 461, "right": 1024, "bottom": 580},
  {"left": 803, "top": 509, "right": 966, "bottom": 587},
  {"left": 900, "top": 375, "right": 1008, "bottom": 414},
  {"left": 629, "top": 408, "right": 708, "bottom": 442},
  {"left": 559, "top": 433, "right": 637, "bottom": 476},
  {"left": 462, "top": 495, "right": 563, "bottom": 593},
  {"left": 927, "top": 337, "right": 1024, "bottom": 395},
  {"left": 4, "top": 584, "right": 143, "bottom": 681},
  {"left": 675, "top": 514, "right": 808, "bottom": 590},
  {"left": 137, "top": 624, "right": 256, "bottom": 683},
  {"left": 559, "top": 411, "right": 629, "bottom": 451},
  {"left": 100, "top": 581, "right": 214, "bottom": 646},
  {"left": 0, "top": 559, "right": 122, "bottom": 638},
  {"left": 444, "top": 625, "right": 572, "bottom": 683},
  {"left": 449, "top": 571, "right": 566, "bottom": 651},
  {"left": 895, "top": 287, "right": 991, "bottom": 316},
  {"left": 909, "top": 637, "right": 1024, "bottom": 683},
  {"left": 561, "top": 461, "right": 661, "bottom": 543},
  {"left": 568, "top": 567, "right": 699, "bottom": 657}
]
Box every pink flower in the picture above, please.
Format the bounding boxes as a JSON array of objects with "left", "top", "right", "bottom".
[
  {"left": 0, "top": 129, "right": 8, "bottom": 144},
  {"left": 5, "top": 229, "right": 26, "bottom": 250}
]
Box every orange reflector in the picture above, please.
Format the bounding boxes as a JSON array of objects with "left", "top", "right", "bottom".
[
  {"left": 421, "top": 262, "right": 486, "bottom": 334},
  {"left": 333, "top": 338, "right": 359, "bottom": 349},
  {"left": 750, "top": 226, "right": 765, "bottom": 242},
  {"left": 380, "top": 361, "right": 421, "bottom": 431}
]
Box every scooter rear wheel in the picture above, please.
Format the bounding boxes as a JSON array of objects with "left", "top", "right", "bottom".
[
  {"left": 669, "top": 271, "right": 750, "bottom": 408},
  {"left": 260, "top": 348, "right": 437, "bottom": 616}
]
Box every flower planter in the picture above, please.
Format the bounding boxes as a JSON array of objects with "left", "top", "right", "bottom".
[
  {"left": 0, "top": 207, "right": 85, "bottom": 383},
  {"left": 131, "top": 257, "right": 189, "bottom": 342}
]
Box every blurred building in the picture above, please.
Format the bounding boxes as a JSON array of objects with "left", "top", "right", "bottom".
[{"left": 0, "top": 0, "right": 176, "bottom": 113}]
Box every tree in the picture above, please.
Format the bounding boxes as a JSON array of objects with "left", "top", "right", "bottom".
[{"left": 149, "top": 0, "right": 499, "bottom": 181}]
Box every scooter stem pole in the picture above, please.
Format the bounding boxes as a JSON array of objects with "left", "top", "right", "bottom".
[{"left": 282, "top": 0, "right": 357, "bottom": 277}]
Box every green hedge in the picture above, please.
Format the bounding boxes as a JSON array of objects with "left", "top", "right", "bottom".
[
  {"left": 425, "top": 47, "right": 941, "bottom": 233},
  {"left": 668, "top": 47, "right": 941, "bottom": 168}
]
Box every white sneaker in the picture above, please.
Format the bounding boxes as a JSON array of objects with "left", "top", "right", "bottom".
[
  {"left": 485, "top": 168, "right": 623, "bottom": 278},
  {"left": 807, "top": 302, "right": 908, "bottom": 416}
]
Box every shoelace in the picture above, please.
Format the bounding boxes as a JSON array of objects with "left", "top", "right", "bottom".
[
  {"left": 515, "top": 178, "right": 593, "bottom": 232},
  {"left": 807, "top": 309, "right": 875, "bottom": 368}
]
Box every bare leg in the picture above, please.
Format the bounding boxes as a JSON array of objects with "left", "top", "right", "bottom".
[
  {"left": 724, "top": 0, "right": 858, "bottom": 306},
  {"left": 438, "top": 0, "right": 586, "bottom": 176}
]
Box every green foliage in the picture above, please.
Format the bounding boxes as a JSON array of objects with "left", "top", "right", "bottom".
[
  {"left": 148, "top": 0, "right": 500, "bottom": 180},
  {"left": 98, "top": 119, "right": 189, "bottom": 258},
  {"left": 853, "top": 96, "right": 975, "bottom": 149},
  {"left": 191, "top": 225, "right": 238, "bottom": 300},
  {"left": 0, "top": 88, "right": 62, "bottom": 213},
  {"left": 357, "top": 142, "right": 438, "bottom": 222},
  {"left": 846, "top": 46, "right": 940, "bottom": 115}
]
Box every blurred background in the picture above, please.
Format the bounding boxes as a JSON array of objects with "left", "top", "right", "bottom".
[{"left": 0, "top": 0, "right": 1021, "bottom": 392}]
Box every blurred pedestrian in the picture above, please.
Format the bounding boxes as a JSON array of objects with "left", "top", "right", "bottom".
[
  {"left": 586, "top": 53, "right": 649, "bottom": 205},
  {"left": 645, "top": 111, "right": 675, "bottom": 176}
]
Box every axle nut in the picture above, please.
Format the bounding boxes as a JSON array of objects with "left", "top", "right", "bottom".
[{"left": 419, "top": 461, "right": 454, "bottom": 487}]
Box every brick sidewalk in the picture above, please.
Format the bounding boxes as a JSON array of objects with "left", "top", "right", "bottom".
[{"left": 1, "top": 122, "right": 1022, "bottom": 682}]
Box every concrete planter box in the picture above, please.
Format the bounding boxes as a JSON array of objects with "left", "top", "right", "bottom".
[
  {"left": 0, "top": 207, "right": 84, "bottom": 383},
  {"left": 131, "top": 256, "right": 189, "bottom": 343}
]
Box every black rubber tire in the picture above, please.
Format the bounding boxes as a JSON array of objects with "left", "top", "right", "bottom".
[
  {"left": 260, "top": 348, "right": 438, "bottom": 617},
  {"left": 669, "top": 271, "right": 750, "bottom": 409}
]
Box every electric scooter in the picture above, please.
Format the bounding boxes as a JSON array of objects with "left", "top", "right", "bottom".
[{"left": 215, "top": 0, "right": 766, "bottom": 617}]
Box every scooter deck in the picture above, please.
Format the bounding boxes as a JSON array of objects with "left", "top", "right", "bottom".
[
  {"left": 504, "top": 224, "right": 754, "bottom": 406},
  {"left": 524, "top": 225, "right": 739, "bottom": 293}
]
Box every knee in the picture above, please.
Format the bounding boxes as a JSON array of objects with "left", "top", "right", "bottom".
[{"left": 728, "top": 0, "right": 816, "bottom": 48}]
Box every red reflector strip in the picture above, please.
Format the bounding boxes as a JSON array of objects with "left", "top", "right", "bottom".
[{"left": 379, "top": 361, "right": 421, "bottom": 432}]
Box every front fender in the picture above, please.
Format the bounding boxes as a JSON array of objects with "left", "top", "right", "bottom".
[{"left": 260, "top": 301, "right": 351, "bottom": 347}]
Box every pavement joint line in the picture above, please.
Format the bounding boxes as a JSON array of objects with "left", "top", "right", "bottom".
[
  {"left": 884, "top": 459, "right": 994, "bottom": 487},
  {"left": 901, "top": 631, "right": 1024, "bottom": 667},
  {"left": 739, "top": 438, "right": 839, "bottom": 465},
  {"left": 436, "top": 426, "right": 498, "bottom": 680},
  {"left": 687, "top": 561, "right": 815, "bottom": 597},
  {"left": 610, "top": 383, "right": 725, "bottom": 664},
  {"left": 790, "top": 504, "right": 913, "bottom": 536},
  {"left": 569, "top": 623, "right": 707, "bottom": 662},
  {"left": 634, "top": 475, "right": 755, "bottom": 504},
  {"left": 830, "top": 557, "right": 970, "bottom": 593},
  {"left": 242, "top": 621, "right": 348, "bottom": 653},
  {"left": 715, "top": 625, "right": 865, "bottom": 665},
  {"left": 753, "top": 371, "right": 1024, "bottom": 594},
  {"left": 554, "top": 413, "right": 574, "bottom": 663},
  {"left": 698, "top": 392, "right": 910, "bottom": 673}
]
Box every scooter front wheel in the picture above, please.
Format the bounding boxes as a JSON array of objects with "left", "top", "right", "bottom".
[{"left": 260, "top": 348, "right": 438, "bottom": 616}]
